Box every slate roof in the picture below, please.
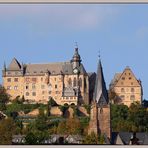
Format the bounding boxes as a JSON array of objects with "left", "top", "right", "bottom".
[
  {"left": 111, "top": 132, "right": 148, "bottom": 145},
  {"left": 7, "top": 58, "right": 21, "bottom": 71},
  {"left": 6, "top": 60, "right": 87, "bottom": 75},
  {"left": 93, "top": 60, "right": 109, "bottom": 106}
]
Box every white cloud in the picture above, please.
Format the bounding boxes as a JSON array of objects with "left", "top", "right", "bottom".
[{"left": 0, "top": 5, "right": 119, "bottom": 31}]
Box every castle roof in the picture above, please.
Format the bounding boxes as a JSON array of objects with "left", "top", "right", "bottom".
[
  {"left": 7, "top": 58, "right": 21, "bottom": 71},
  {"left": 25, "top": 61, "right": 87, "bottom": 75},
  {"left": 93, "top": 59, "right": 109, "bottom": 106}
]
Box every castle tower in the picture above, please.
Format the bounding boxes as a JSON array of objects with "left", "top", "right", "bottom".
[
  {"left": 88, "top": 59, "right": 111, "bottom": 139},
  {"left": 71, "top": 47, "right": 82, "bottom": 70}
]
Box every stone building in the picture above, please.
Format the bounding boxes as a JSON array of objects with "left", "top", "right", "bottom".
[
  {"left": 88, "top": 59, "right": 111, "bottom": 140},
  {"left": 109, "top": 66, "right": 143, "bottom": 107},
  {"left": 2, "top": 48, "right": 90, "bottom": 105}
]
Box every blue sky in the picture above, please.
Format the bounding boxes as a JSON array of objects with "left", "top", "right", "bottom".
[{"left": 0, "top": 4, "right": 148, "bottom": 99}]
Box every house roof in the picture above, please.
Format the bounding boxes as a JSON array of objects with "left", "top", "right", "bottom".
[{"left": 111, "top": 132, "right": 148, "bottom": 145}]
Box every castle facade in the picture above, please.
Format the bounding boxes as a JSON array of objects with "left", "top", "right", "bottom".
[{"left": 2, "top": 48, "right": 90, "bottom": 105}]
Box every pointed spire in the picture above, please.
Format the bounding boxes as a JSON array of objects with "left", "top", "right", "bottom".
[
  {"left": 3, "top": 61, "right": 6, "bottom": 71},
  {"left": 93, "top": 58, "right": 109, "bottom": 107},
  {"left": 71, "top": 45, "right": 82, "bottom": 68}
]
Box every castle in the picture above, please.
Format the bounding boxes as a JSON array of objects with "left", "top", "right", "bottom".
[{"left": 2, "top": 48, "right": 91, "bottom": 105}]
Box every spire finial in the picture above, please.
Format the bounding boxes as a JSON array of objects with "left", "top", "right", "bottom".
[
  {"left": 98, "top": 50, "right": 101, "bottom": 60},
  {"left": 4, "top": 61, "right": 6, "bottom": 70},
  {"left": 75, "top": 42, "right": 78, "bottom": 49}
]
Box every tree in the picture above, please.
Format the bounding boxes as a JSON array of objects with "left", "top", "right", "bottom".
[
  {"left": 108, "top": 90, "right": 121, "bottom": 104},
  {"left": 0, "top": 85, "right": 10, "bottom": 110},
  {"left": 0, "top": 118, "right": 16, "bottom": 144},
  {"left": 83, "top": 132, "right": 98, "bottom": 144}
]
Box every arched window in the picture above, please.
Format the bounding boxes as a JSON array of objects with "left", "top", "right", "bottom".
[
  {"left": 84, "top": 77, "right": 87, "bottom": 91},
  {"left": 68, "top": 78, "right": 72, "bottom": 86},
  {"left": 131, "top": 88, "right": 135, "bottom": 92},
  {"left": 120, "top": 95, "right": 125, "bottom": 100},
  {"left": 48, "top": 84, "right": 52, "bottom": 91},
  {"left": 121, "top": 88, "right": 125, "bottom": 92},
  {"left": 130, "top": 95, "right": 135, "bottom": 100},
  {"left": 79, "top": 78, "right": 82, "bottom": 88},
  {"left": 73, "top": 77, "right": 77, "bottom": 87}
]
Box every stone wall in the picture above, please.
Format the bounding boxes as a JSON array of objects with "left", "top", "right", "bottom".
[{"left": 50, "top": 106, "right": 63, "bottom": 116}]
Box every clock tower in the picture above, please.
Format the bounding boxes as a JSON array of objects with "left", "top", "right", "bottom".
[{"left": 71, "top": 47, "right": 82, "bottom": 71}]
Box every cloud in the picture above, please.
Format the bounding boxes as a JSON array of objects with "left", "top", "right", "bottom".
[{"left": 0, "top": 4, "right": 119, "bottom": 31}]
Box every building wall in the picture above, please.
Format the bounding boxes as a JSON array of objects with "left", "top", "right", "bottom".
[
  {"left": 110, "top": 68, "right": 142, "bottom": 107},
  {"left": 98, "top": 105, "right": 111, "bottom": 139},
  {"left": 3, "top": 73, "right": 89, "bottom": 105}
]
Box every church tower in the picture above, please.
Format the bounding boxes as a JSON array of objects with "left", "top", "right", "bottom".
[
  {"left": 71, "top": 47, "right": 82, "bottom": 71},
  {"left": 88, "top": 58, "right": 111, "bottom": 139}
]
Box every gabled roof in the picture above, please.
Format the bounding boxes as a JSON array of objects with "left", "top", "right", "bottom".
[
  {"left": 93, "top": 60, "right": 109, "bottom": 106},
  {"left": 7, "top": 58, "right": 21, "bottom": 71},
  {"left": 25, "top": 62, "right": 87, "bottom": 75},
  {"left": 110, "top": 66, "right": 141, "bottom": 88}
]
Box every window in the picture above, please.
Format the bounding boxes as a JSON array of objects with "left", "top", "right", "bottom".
[
  {"left": 131, "top": 82, "right": 133, "bottom": 85},
  {"left": 130, "top": 95, "right": 135, "bottom": 100},
  {"left": 55, "top": 78, "right": 56, "bottom": 81},
  {"left": 129, "top": 77, "right": 132, "bottom": 80},
  {"left": 26, "top": 85, "right": 29, "bottom": 90},
  {"left": 14, "top": 78, "right": 18, "bottom": 82},
  {"left": 79, "top": 78, "right": 82, "bottom": 88},
  {"left": 41, "top": 85, "right": 45, "bottom": 89},
  {"left": 68, "top": 78, "right": 72, "bottom": 86},
  {"left": 49, "top": 91, "right": 51, "bottom": 94},
  {"left": 55, "top": 85, "right": 57, "bottom": 89},
  {"left": 84, "top": 77, "right": 87, "bottom": 91},
  {"left": 42, "top": 91, "right": 45, "bottom": 95},
  {"left": 26, "top": 92, "right": 29, "bottom": 96},
  {"left": 14, "top": 86, "right": 18, "bottom": 90},
  {"left": 56, "top": 91, "right": 59, "bottom": 94},
  {"left": 48, "top": 84, "right": 52, "bottom": 91},
  {"left": 7, "top": 86, "right": 12, "bottom": 90},
  {"left": 120, "top": 95, "right": 125, "bottom": 100},
  {"left": 32, "top": 78, "right": 37, "bottom": 82},
  {"left": 15, "top": 72, "right": 18, "bottom": 75},
  {"left": 121, "top": 82, "right": 124, "bottom": 85},
  {"left": 7, "top": 78, "right": 11, "bottom": 82},
  {"left": 32, "top": 84, "right": 36, "bottom": 89},
  {"left": 131, "top": 88, "right": 135, "bottom": 92},
  {"left": 41, "top": 77, "right": 43, "bottom": 81},
  {"left": 129, "top": 73, "right": 131, "bottom": 75},
  {"left": 121, "top": 88, "right": 125, "bottom": 92},
  {"left": 122, "top": 77, "right": 125, "bottom": 80},
  {"left": 8, "top": 72, "right": 11, "bottom": 74},
  {"left": 32, "top": 92, "right": 36, "bottom": 96},
  {"left": 73, "top": 77, "right": 77, "bottom": 87}
]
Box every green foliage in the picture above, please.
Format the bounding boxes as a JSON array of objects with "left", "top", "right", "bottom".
[
  {"left": 111, "top": 103, "right": 148, "bottom": 132},
  {"left": 83, "top": 132, "right": 98, "bottom": 144},
  {"left": 0, "top": 118, "right": 17, "bottom": 144},
  {"left": 48, "top": 97, "right": 58, "bottom": 107},
  {"left": 5, "top": 103, "right": 41, "bottom": 117},
  {"left": 0, "top": 85, "right": 10, "bottom": 111},
  {"left": 83, "top": 104, "right": 91, "bottom": 114},
  {"left": 57, "top": 118, "right": 82, "bottom": 135},
  {"left": 58, "top": 105, "right": 69, "bottom": 115}
]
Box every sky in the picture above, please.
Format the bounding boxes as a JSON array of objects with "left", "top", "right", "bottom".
[{"left": 0, "top": 4, "right": 148, "bottom": 99}]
